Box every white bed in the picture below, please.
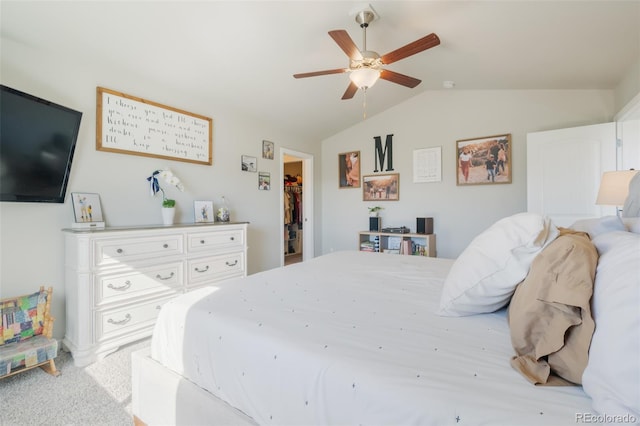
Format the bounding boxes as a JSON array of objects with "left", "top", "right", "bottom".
[{"left": 132, "top": 213, "right": 639, "bottom": 426}]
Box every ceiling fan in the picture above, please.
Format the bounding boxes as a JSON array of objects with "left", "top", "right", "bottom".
[{"left": 293, "top": 8, "right": 440, "bottom": 100}]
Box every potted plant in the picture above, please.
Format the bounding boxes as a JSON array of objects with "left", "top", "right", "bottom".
[
  {"left": 368, "top": 206, "right": 383, "bottom": 217},
  {"left": 147, "top": 169, "right": 184, "bottom": 225}
]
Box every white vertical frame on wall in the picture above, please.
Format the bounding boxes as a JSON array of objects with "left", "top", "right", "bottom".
[{"left": 413, "top": 147, "right": 442, "bottom": 183}]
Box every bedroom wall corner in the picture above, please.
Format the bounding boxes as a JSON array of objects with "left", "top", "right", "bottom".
[{"left": 320, "top": 89, "right": 616, "bottom": 259}]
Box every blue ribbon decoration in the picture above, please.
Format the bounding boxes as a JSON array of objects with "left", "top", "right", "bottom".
[{"left": 147, "top": 170, "right": 161, "bottom": 196}]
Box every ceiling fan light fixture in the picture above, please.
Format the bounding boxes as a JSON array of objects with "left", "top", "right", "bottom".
[{"left": 350, "top": 67, "right": 380, "bottom": 89}]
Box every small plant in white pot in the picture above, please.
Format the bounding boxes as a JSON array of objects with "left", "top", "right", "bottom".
[
  {"left": 368, "top": 206, "right": 383, "bottom": 217},
  {"left": 147, "top": 169, "right": 184, "bottom": 224}
]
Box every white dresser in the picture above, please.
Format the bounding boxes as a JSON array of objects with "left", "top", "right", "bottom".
[{"left": 62, "top": 222, "right": 248, "bottom": 366}]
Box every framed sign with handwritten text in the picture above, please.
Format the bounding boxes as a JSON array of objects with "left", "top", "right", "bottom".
[{"left": 96, "top": 87, "right": 213, "bottom": 165}]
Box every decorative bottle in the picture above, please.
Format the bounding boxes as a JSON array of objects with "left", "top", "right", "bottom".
[{"left": 217, "top": 196, "right": 230, "bottom": 222}]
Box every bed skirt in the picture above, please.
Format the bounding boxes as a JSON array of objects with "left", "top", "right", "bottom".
[{"left": 131, "top": 348, "right": 256, "bottom": 425}]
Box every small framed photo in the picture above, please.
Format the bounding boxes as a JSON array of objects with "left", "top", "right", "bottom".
[
  {"left": 456, "top": 134, "right": 511, "bottom": 185},
  {"left": 338, "top": 151, "right": 360, "bottom": 188},
  {"left": 242, "top": 155, "right": 257, "bottom": 172},
  {"left": 71, "top": 192, "right": 104, "bottom": 223},
  {"left": 262, "top": 140, "right": 274, "bottom": 159},
  {"left": 194, "top": 200, "right": 214, "bottom": 223},
  {"left": 259, "top": 172, "right": 271, "bottom": 190},
  {"left": 363, "top": 173, "right": 399, "bottom": 201}
]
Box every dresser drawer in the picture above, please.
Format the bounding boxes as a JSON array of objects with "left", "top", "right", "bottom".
[
  {"left": 95, "top": 263, "right": 183, "bottom": 306},
  {"left": 187, "top": 228, "right": 244, "bottom": 253},
  {"left": 94, "top": 235, "right": 183, "bottom": 267},
  {"left": 96, "top": 297, "right": 173, "bottom": 342},
  {"left": 187, "top": 252, "right": 245, "bottom": 285}
]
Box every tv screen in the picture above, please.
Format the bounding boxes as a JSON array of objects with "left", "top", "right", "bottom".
[{"left": 0, "top": 85, "right": 82, "bottom": 203}]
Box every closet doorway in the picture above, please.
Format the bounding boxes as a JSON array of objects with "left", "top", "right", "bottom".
[{"left": 281, "top": 148, "right": 314, "bottom": 266}]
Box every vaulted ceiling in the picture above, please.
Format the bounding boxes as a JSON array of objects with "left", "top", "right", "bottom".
[{"left": 2, "top": 1, "right": 638, "bottom": 141}]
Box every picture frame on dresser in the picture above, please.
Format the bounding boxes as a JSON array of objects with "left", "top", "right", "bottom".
[
  {"left": 194, "top": 201, "right": 214, "bottom": 223},
  {"left": 71, "top": 192, "right": 105, "bottom": 229}
]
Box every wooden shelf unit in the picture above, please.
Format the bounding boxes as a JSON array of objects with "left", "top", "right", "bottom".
[{"left": 358, "top": 231, "right": 436, "bottom": 257}]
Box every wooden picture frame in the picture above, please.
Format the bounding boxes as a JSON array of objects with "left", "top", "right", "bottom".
[
  {"left": 71, "top": 192, "right": 104, "bottom": 223},
  {"left": 456, "top": 134, "right": 512, "bottom": 185},
  {"left": 194, "top": 201, "right": 214, "bottom": 223},
  {"left": 338, "top": 151, "right": 361, "bottom": 188},
  {"left": 363, "top": 173, "right": 399, "bottom": 201},
  {"left": 96, "top": 87, "right": 213, "bottom": 165}
]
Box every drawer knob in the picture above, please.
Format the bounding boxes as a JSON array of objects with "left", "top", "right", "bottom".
[
  {"left": 107, "top": 281, "right": 132, "bottom": 291},
  {"left": 156, "top": 272, "right": 175, "bottom": 280},
  {"left": 163, "top": 244, "right": 169, "bottom": 249},
  {"left": 194, "top": 265, "right": 210, "bottom": 273},
  {"left": 230, "top": 236, "right": 235, "bottom": 241},
  {"left": 107, "top": 313, "right": 131, "bottom": 326},
  {"left": 200, "top": 240, "right": 205, "bottom": 244},
  {"left": 225, "top": 260, "right": 238, "bottom": 267},
  {"left": 116, "top": 248, "right": 123, "bottom": 254}
]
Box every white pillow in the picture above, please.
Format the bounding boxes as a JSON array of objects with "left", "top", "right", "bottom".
[
  {"left": 570, "top": 216, "right": 626, "bottom": 238},
  {"left": 582, "top": 231, "right": 640, "bottom": 418},
  {"left": 438, "top": 212, "right": 558, "bottom": 316},
  {"left": 621, "top": 217, "right": 640, "bottom": 234}
]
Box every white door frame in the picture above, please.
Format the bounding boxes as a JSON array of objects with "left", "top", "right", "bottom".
[{"left": 280, "top": 148, "right": 314, "bottom": 266}]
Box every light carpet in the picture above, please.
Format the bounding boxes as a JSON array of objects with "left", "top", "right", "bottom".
[{"left": 0, "top": 338, "right": 150, "bottom": 426}]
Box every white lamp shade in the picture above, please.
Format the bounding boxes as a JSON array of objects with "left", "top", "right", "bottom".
[
  {"left": 595, "top": 170, "right": 639, "bottom": 206},
  {"left": 349, "top": 68, "right": 380, "bottom": 89}
]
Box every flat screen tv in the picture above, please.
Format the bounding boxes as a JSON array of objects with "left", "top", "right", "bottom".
[{"left": 0, "top": 84, "right": 82, "bottom": 203}]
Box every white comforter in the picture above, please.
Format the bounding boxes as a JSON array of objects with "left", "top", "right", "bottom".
[{"left": 151, "top": 251, "right": 594, "bottom": 425}]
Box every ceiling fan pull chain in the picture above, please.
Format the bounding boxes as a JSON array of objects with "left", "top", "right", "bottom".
[{"left": 363, "top": 88, "right": 368, "bottom": 120}]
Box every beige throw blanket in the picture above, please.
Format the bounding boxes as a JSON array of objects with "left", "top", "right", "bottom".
[{"left": 508, "top": 229, "right": 598, "bottom": 385}]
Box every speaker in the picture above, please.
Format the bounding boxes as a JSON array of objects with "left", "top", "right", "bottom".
[
  {"left": 369, "top": 217, "right": 381, "bottom": 231},
  {"left": 416, "top": 217, "right": 433, "bottom": 234}
]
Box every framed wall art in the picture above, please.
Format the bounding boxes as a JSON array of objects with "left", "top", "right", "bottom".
[
  {"left": 338, "top": 151, "right": 361, "bottom": 188},
  {"left": 413, "top": 147, "right": 442, "bottom": 183},
  {"left": 259, "top": 172, "right": 271, "bottom": 190},
  {"left": 242, "top": 155, "right": 257, "bottom": 172},
  {"left": 194, "top": 201, "right": 214, "bottom": 223},
  {"left": 363, "top": 173, "right": 399, "bottom": 201},
  {"left": 456, "top": 134, "right": 511, "bottom": 185},
  {"left": 96, "top": 87, "right": 213, "bottom": 165},
  {"left": 262, "top": 140, "right": 274, "bottom": 159}
]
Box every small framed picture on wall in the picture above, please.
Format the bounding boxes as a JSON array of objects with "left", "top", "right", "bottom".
[
  {"left": 259, "top": 172, "right": 271, "bottom": 190},
  {"left": 242, "top": 155, "right": 257, "bottom": 172},
  {"left": 262, "top": 140, "right": 274, "bottom": 159},
  {"left": 338, "top": 151, "right": 360, "bottom": 188},
  {"left": 362, "top": 173, "right": 399, "bottom": 201}
]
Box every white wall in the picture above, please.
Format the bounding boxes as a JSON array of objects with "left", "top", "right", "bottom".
[
  {"left": 321, "top": 89, "right": 616, "bottom": 259},
  {"left": 0, "top": 38, "right": 322, "bottom": 339}
]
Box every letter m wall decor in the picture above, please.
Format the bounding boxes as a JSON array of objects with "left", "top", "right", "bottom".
[{"left": 374, "top": 134, "right": 394, "bottom": 172}]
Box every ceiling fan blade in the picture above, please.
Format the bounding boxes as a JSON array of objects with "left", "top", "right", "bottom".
[
  {"left": 329, "top": 30, "right": 363, "bottom": 61},
  {"left": 380, "top": 69, "right": 422, "bottom": 88},
  {"left": 380, "top": 33, "right": 440, "bottom": 65},
  {"left": 293, "top": 68, "right": 348, "bottom": 79},
  {"left": 341, "top": 81, "right": 358, "bottom": 100}
]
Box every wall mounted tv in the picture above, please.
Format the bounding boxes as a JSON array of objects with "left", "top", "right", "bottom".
[{"left": 0, "top": 85, "right": 82, "bottom": 203}]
